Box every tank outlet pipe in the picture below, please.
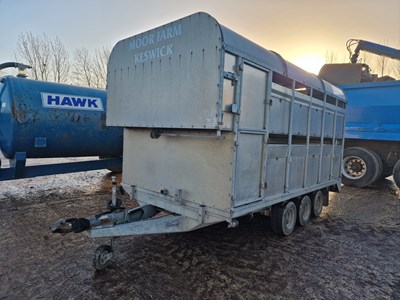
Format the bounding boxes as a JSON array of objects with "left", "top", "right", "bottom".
[
  {"left": 0, "top": 62, "right": 32, "bottom": 77},
  {"left": 0, "top": 62, "right": 32, "bottom": 71}
]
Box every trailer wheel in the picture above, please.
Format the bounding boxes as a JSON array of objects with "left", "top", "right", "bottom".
[
  {"left": 311, "top": 190, "right": 325, "bottom": 218},
  {"left": 271, "top": 201, "right": 297, "bottom": 236},
  {"left": 393, "top": 160, "right": 400, "bottom": 188},
  {"left": 93, "top": 245, "right": 113, "bottom": 271},
  {"left": 296, "top": 195, "right": 311, "bottom": 226},
  {"left": 341, "top": 147, "right": 382, "bottom": 187}
]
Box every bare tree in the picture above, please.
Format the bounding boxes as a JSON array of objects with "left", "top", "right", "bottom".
[
  {"left": 36, "top": 34, "right": 52, "bottom": 81},
  {"left": 15, "top": 32, "right": 110, "bottom": 87},
  {"left": 372, "top": 40, "right": 391, "bottom": 77},
  {"left": 375, "top": 55, "right": 390, "bottom": 77},
  {"left": 16, "top": 32, "right": 52, "bottom": 80},
  {"left": 92, "top": 46, "right": 111, "bottom": 88},
  {"left": 72, "top": 47, "right": 93, "bottom": 87},
  {"left": 16, "top": 32, "right": 70, "bottom": 82},
  {"left": 72, "top": 46, "right": 110, "bottom": 88},
  {"left": 325, "top": 50, "right": 338, "bottom": 64},
  {"left": 16, "top": 32, "right": 39, "bottom": 79},
  {"left": 51, "top": 36, "right": 70, "bottom": 83}
]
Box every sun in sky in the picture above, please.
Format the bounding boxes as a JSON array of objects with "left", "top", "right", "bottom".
[{"left": 292, "top": 55, "right": 326, "bottom": 75}]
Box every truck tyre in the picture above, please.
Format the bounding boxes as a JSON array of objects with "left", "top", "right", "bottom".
[
  {"left": 271, "top": 201, "right": 297, "bottom": 236},
  {"left": 370, "top": 150, "right": 384, "bottom": 182},
  {"left": 341, "top": 147, "right": 383, "bottom": 187},
  {"left": 393, "top": 160, "right": 400, "bottom": 188}
]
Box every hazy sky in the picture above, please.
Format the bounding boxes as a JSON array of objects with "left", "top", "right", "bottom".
[{"left": 0, "top": 0, "right": 399, "bottom": 74}]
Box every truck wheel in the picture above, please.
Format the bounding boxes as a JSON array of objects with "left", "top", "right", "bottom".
[
  {"left": 311, "top": 190, "right": 326, "bottom": 218},
  {"left": 296, "top": 195, "right": 311, "bottom": 226},
  {"left": 271, "top": 201, "right": 297, "bottom": 236},
  {"left": 341, "top": 147, "right": 382, "bottom": 187},
  {"left": 393, "top": 160, "right": 400, "bottom": 188},
  {"left": 370, "top": 150, "right": 384, "bottom": 181}
]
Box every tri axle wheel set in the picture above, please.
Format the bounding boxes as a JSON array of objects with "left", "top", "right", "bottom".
[{"left": 270, "top": 190, "right": 327, "bottom": 236}]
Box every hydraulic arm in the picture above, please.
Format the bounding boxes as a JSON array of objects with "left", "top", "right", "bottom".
[{"left": 347, "top": 39, "right": 400, "bottom": 63}]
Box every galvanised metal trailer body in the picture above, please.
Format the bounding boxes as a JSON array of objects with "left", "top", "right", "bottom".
[{"left": 52, "top": 12, "right": 346, "bottom": 270}]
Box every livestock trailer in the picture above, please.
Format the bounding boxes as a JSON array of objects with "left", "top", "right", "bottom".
[{"left": 52, "top": 12, "right": 346, "bottom": 270}]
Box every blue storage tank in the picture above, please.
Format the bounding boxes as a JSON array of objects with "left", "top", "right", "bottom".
[{"left": 0, "top": 76, "right": 123, "bottom": 159}]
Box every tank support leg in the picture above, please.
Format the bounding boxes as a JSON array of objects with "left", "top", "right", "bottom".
[{"left": 0, "top": 152, "right": 27, "bottom": 180}]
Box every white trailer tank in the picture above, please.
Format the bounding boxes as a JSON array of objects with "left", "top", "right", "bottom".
[
  {"left": 105, "top": 12, "right": 346, "bottom": 234},
  {"left": 51, "top": 12, "right": 346, "bottom": 270}
]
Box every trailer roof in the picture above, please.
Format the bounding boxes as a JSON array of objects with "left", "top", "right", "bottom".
[{"left": 219, "top": 19, "right": 344, "bottom": 99}]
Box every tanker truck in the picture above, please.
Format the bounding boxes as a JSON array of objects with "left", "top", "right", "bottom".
[
  {"left": 319, "top": 39, "right": 400, "bottom": 188},
  {"left": 51, "top": 12, "right": 347, "bottom": 270},
  {"left": 0, "top": 62, "right": 123, "bottom": 180}
]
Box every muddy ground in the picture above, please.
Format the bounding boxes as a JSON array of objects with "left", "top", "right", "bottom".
[{"left": 0, "top": 160, "right": 400, "bottom": 299}]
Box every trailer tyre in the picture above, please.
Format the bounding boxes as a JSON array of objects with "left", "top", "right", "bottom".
[
  {"left": 311, "top": 190, "right": 325, "bottom": 218},
  {"left": 93, "top": 245, "right": 113, "bottom": 271},
  {"left": 393, "top": 160, "right": 400, "bottom": 188},
  {"left": 341, "top": 147, "right": 382, "bottom": 187},
  {"left": 271, "top": 201, "right": 297, "bottom": 236},
  {"left": 296, "top": 195, "right": 312, "bottom": 226}
]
